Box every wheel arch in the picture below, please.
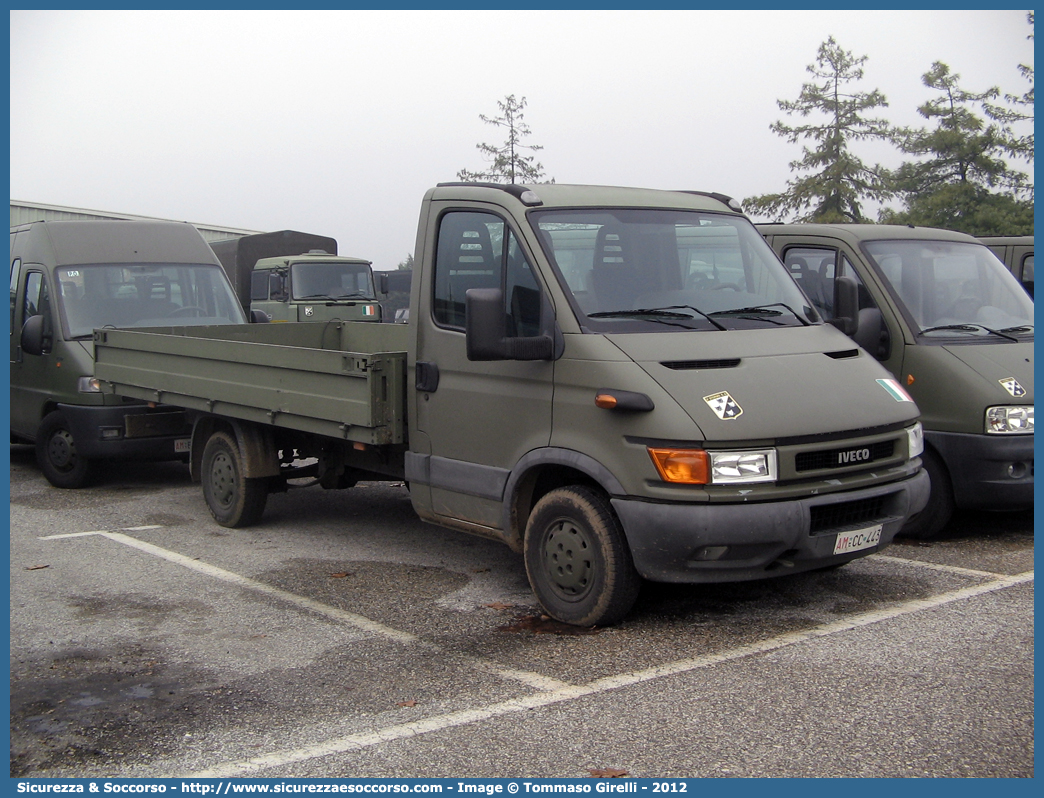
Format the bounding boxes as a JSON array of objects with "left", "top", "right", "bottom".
[
  {"left": 502, "top": 448, "right": 627, "bottom": 553},
  {"left": 190, "top": 415, "right": 280, "bottom": 483}
]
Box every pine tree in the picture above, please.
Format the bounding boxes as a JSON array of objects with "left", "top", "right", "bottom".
[
  {"left": 879, "top": 62, "right": 1033, "bottom": 234},
  {"left": 457, "top": 95, "right": 552, "bottom": 184},
  {"left": 744, "top": 37, "right": 897, "bottom": 223}
]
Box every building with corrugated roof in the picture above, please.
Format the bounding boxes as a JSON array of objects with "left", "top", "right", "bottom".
[{"left": 10, "top": 200, "right": 262, "bottom": 243}]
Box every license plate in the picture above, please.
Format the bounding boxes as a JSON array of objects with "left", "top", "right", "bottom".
[
  {"left": 174, "top": 438, "right": 191, "bottom": 454},
  {"left": 833, "top": 524, "right": 883, "bottom": 555}
]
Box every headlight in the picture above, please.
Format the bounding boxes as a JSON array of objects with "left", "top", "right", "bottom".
[
  {"left": 907, "top": 422, "right": 924, "bottom": 457},
  {"left": 986, "top": 406, "right": 1034, "bottom": 434},
  {"left": 77, "top": 376, "right": 101, "bottom": 393},
  {"left": 708, "top": 449, "right": 777, "bottom": 484},
  {"left": 647, "top": 447, "right": 776, "bottom": 485}
]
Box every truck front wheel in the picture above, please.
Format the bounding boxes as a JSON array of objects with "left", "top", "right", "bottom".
[
  {"left": 524, "top": 486, "right": 642, "bottom": 626},
  {"left": 36, "top": 411, "right": 93, "bottom": 489},
  {"left": 201, "top": 431, "right": 268, "bottom": 528}
]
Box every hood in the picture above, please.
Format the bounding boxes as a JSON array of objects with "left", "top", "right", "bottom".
[
  {"left": 607, "top": 326, "right": 920, "bottom": 441},
  {"left": 942, "top": 342, "right": 1034, "bottom": 402}
]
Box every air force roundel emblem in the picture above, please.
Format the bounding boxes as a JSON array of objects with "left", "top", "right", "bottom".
[{"left": 703, "top": 391, "right": 743, "bottom": 420}]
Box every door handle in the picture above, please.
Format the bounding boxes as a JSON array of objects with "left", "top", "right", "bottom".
[{"left": 416, "top": 361, "right": 440, "bottom": 392}]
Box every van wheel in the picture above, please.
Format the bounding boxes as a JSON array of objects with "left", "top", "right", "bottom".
[
  {"left": 524, "top": 486, "right": 642, "bottom": 627},
  {"left": 201, "top": 431, "right": 268, "bottom": 528},
  {"left": 900, "top": 448, "right": 954, "bottom": 540},
  {"left": 36, "top": 411, "right": 92, "bottom": 489}
]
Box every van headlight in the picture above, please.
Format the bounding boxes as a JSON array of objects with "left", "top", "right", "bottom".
[
  {"left": 907, "top": 422, "right": 924, "bottom": 457},
  {"left": 78, "top": 376, "right": 102, "bottom": 393},
  {"left": 648, "top": 447, "right": 776, "bottom": 485},
  {"left": 986, "top": 406, "right": 1034, "bottom": 434}
]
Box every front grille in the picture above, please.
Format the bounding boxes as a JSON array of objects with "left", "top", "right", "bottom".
[
  {"left": 810, "top": 496, "right": 887, "bottom": 534},
  {"left": 796, "top": 440, "right": 895, "bottom": 472}
]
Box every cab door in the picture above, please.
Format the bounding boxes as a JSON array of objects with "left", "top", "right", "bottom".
[
  {"left": 10, "top": 266, "right": 58, "bottom": 436},
  {"left": 412, "top": 206, "right": 554, "bottom": 531}
]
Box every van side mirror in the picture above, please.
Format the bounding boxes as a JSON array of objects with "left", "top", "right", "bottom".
[
  {"left": 20, "top": 314, "right": 50, "bottom": 356},
  {"left": 828, "top": 276, "right": 859, "bottom": 336},
  {"left": 465, "top": 287, "right": 558, "bottom": 362}
]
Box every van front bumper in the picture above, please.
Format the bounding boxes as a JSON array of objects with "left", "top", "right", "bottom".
[
  {"left": 58, "top": 403, "right": 190, "bottom": 461},
  {"left": 928, "top": 430, "right": 1033, "bottom": 511},
  {"left": 613, "top": 469, "right": 930, "bottom": 584}
]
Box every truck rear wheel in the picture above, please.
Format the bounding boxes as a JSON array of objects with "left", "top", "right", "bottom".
[
  {"left": 201, "top": 431, "right": 268, "bottom": 528},
  {"left": 36, "top": 411, "right": 93, "bottom": 489},
  {"left": 899, "top": 448, "right": 954, "bottom": 540},
  {"left": 524, "top": 485, "right": 642, "bottom": 627}
]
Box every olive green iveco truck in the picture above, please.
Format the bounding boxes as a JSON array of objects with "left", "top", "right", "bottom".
[
  {"left": 210, "top": 230, "right": 384, "bottom": 322},
  {"left": 10, "top": 220, "right": 247, "bottom": 488},
  {"left": 93, "top": 184, "right": 930, "bottom": 626},
  {"left": 759, "top": 224, "right": 1033, "bottom": 539}
]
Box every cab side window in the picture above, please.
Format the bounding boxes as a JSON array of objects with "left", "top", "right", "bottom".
[
  {"left": 433, "top": 211, "right": 542, "bottom": 334},
  {"left": 782, "top": 247, "right": 877, "bottom": 320}
]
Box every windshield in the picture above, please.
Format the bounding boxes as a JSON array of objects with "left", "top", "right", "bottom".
[
  {"left": 864, "top": 240, "right": 1034, "bottom": 338},
  {"left": 56, "top": 263, "right": 246, "bottom": 338},
  {"left": 292, "top": 261, "right": 374, "bottom": 300},
  {"left": 532, "top": 209, "right": 815, "bottom": 332}
]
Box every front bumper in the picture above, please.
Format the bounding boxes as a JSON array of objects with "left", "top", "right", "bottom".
[
  {"left": 58, "top": 403, "right": 190, "bottom": 461},
  {"left": 928, "top": 431, "right": 1033, "bottom": 511},
  {"left": 613, "top": 469, "right": 930, "bottom": 583}
]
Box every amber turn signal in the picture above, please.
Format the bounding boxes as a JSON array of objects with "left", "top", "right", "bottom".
[
  {"left": 594, "top": 394, "right": 618, "bottom": 409},
  {"left": 647, "top": 448, "right": 710, "bottom": 484}
]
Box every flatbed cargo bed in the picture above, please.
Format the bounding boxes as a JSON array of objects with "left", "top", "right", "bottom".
[{"left": 93, "top": 321, "right": 409, "bottom": 445}]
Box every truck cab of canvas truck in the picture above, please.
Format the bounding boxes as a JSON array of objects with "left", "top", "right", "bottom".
[
  {"left": 250, "top": 252, "right": 383, "bottom": 322},
  {"left": 404, "top": 183, "right": 929, "bottom": 625},
  {"left": 10, "top": 220, "right": 246, "bottom": 487},
  {"left": 759, "top": 224, "right": 1033, "bottom": 539}
]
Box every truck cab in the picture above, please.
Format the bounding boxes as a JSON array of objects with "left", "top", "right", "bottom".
[
  {"left": 759, "top": 224, "right": 1033, "bottom": 538},
  {"left": 10, "top": 220, "right": 246, "bottom": 487},
  {"left": 250, "top": 252, "right": 382, "bottom": 322}
]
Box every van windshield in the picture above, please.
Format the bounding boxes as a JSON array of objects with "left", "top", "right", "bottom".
[
  {"left": 532, "top": 209, "right": 815, "bottom": 332},
  {"left": 292, "top": 262, "right": 375, "bottom": 300},
  {"left": 864, "top": 240, "right": 1034, "bottom": 338},
  {"left": 56, "top": 263, "right": 247, "bottom": 339}
]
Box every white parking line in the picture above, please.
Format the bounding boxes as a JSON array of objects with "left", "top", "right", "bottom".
[
  {"left": 870, "top": 553, "right": 1013, "bottom": 580},
  {"left": 188, "top": 569, "right": 1033, "bottom": 778},
  {"left": 40, "top": 528, "right": 571, "bottom": 692}
]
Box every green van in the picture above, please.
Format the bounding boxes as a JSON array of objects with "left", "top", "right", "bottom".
[
  {"left": 10, "top": 220, "right": 246, "bottom": 487},
  {"left": 760, "top": 224, "right": 1033, "bottom": 538}
]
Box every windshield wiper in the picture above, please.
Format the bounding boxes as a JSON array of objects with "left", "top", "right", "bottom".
[
  {"left": 919, "top": 323, "right": 1019, "bottom": 342},
  {"left": 298, "top": 292, "right": 371, "bottom": 301},
  {"left": 589, "top": 306, "right": 727, "bottom": 331},
  {"left": 708, "top": 303, "right": 811, "bottom": 326},
  {"left": 998, "top": 324, "right": 1034, "bottom": 334}
]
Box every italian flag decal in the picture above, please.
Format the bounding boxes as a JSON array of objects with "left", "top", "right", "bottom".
[{"left": 876, "top": 378, "right": 914, "bottom": 402}]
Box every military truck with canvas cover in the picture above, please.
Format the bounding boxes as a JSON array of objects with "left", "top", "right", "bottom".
[
  {"left": 210, "top": 230, "right": 383, "bottom": 322},
  {"left": 760, "top": 224, "right": 1033, "bottom": 539},
  {"left": 94, "top": 184, "right": 929, "bottom": 626},
  {"left": 10, "top": 219, "right": 246, "bottom": 487}
]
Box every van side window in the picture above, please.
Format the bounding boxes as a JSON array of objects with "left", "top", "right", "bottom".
[
  {"left": 433, "top": 211, "right": 541, "bottom": 333},
  {"left": 10, "top": 258, "right": 21, "bottom": 333},
  {"left": 782, "top": 247, "right": 876, "bottom": 320},
  {"left": 1020, "top": 254, "right": 1034, "bottom": 297}
]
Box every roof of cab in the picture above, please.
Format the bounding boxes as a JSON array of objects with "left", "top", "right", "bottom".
[
  {"left": 428, "top": 182, "right": 743, "bottom": 214},
  {"left": 17, "top": 219, "right": 219, "bottom": 266},
  {"left": 756, "top": 222, "right": 982, "bottom": 244},
  {"left": 255, "top": 253, "right": 372, "bottom": 268}
]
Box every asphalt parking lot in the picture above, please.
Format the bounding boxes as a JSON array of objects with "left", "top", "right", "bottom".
[{"left": 9, "top": 446, "right": 1034, "bottom": 779}]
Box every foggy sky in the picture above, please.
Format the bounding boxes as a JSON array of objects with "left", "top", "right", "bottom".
[{"left": 10, "top": 9, "right": 1035, "bottom": 270}]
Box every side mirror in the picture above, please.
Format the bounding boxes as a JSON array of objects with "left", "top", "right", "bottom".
[
  {"left": 853, "top": 307, "right": 890, "bottom": 360},
  {"left": 827, "top": 276, "right": 859, "bottom": 336},
  {"left": 377, "top": 273, "right": 389, "bottom": 296},
  {"left": 20, "top": 314, "right": 50, "bottom": 356},
  {"left": 465, "top": 287, "right": 557, "bottom": 362},
  {"left": 249, "top": 309, "right": 271, "bottom": 324}
]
